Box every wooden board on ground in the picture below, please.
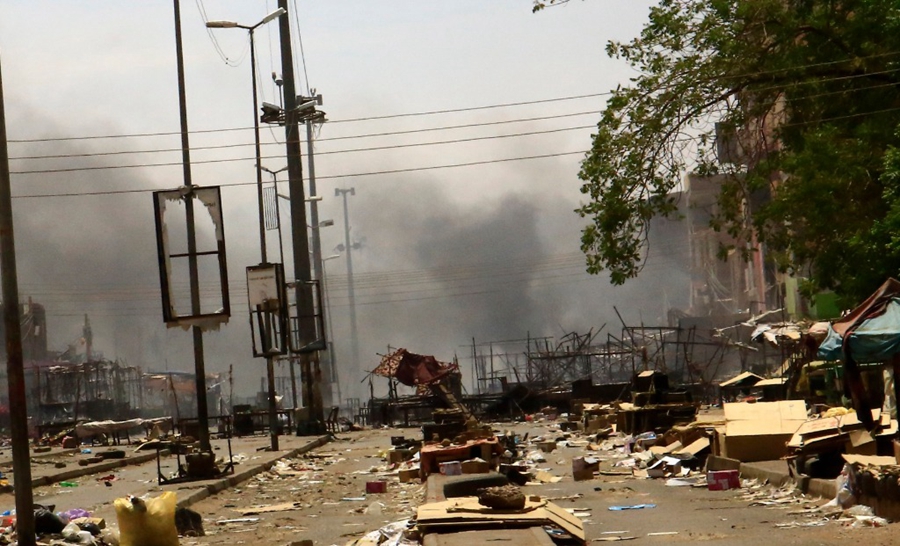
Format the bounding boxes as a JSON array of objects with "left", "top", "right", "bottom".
[{"left": 238, "top": 502, "right": 302, "bottom": 515}]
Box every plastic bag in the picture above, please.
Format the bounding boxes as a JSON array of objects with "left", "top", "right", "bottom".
[
  {"left": 823, "top": 464, "right": 856, "bottom": 509},
  {"left": 114, "top": 492, "right": 178, "bottom": 546}
]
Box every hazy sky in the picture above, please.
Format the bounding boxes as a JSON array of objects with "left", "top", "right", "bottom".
[{"left": 0, "top": 1, "right": 689, "bottom": 401}]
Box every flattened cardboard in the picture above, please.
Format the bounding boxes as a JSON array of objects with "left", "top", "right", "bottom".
[
  {"left": 674, "top": 437, "right": 710, "bottom": 458},
  {"left": 416, "top": 496, "right": 584, "bottom": 542},
  {"left": 842, "top": 454, "right": 897, "bottom": 467},
  {"left": 649, "top": 441, "right": 682, "bottom": 456},
  {"left": 849, "top": 429, "right": 874, "bottom": 448}
]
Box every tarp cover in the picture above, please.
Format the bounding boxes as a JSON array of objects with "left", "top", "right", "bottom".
[
  {"left": 818, "top": 279, "right": 900, "bottom": 363},
  {"left": 816, "top": 278, "right": 900, "bottom": 429}
]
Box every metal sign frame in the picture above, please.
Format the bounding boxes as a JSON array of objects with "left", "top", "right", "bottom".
[
  {"left": 247, "top": 262, "right": 289, "bottom": 358},
  {"left": 289, "top": 280, "right": 327, "bottom": 354},
  {"left": 153, "top": 186, "right": 230, "bottom": 327}
]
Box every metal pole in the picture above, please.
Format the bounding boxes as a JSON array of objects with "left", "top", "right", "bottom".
[
  {"left": 336, "top": 188, "right": 359, "bottom": 380},
  {"left": 248, "top": 26, "right": 279, "bottom": 452},
  {"left": 322, "top": 257, "right": 341, "bottom": 405},
  {"left": 306, "top": 118, "right": 322, "bottom": 284},
  {"left": 263, "top": 166, "right": 295, "bottom": 410},
  {"left": 0, "top": 52, "right": 35, "bottom": 546},
  {"left": 289, "top": 356, "right": 298, "bottom": 408},
  {"left": 277, "top": 0, "right": 323, "bottom": 430},
  {"left": 173, "top": 0, "right": 211, "bottom": 453},
  {"left": 305, "top": 115, "right": 333, "bottom": 408},
  {"left": 249, "top": 28, "right": 267, "bottom": 264}
]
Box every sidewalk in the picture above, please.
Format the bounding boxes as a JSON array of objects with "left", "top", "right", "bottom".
[
  {"left": 707, "top": 455, "right": 838, "bottom": 499},
  {"left": 0, "top": 433, "right": 331, "bottom": 522}
]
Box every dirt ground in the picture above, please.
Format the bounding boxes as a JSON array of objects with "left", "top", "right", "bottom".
[{"left": 183, "top": 430, "right": 423, "bottom": 546}]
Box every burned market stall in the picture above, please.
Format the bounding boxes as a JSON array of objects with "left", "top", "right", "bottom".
[
  {"left": 33, "top": 359, "right": 143, "bottom": 431},
  {"left": 367, "top": 348, "right": 471, "bottom": 429}
]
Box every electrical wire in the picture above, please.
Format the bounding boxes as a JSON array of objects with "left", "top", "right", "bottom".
[
  {"left": 9, "top": 59, "right": 899, "bottom": 148},
  {"left": 11, "top": 123, "right": 593, "bottom": 163},
  {"left": 6, "top": 92, "right": 608, "bottom": 144},
  {"left": 291, "top": 0, "right": 311, "bottom": 96},
  {"left": 9, "top": 150, "right": 588, "bottom": 199}
]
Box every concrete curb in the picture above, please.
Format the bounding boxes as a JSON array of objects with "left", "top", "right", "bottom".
[
  {"left": 176, "top": 435, "right": 331, "bottom": 509},
  {"left": 707, "top": 455, "right": 837, "bottom": 500},
  {"left": 30, "top": 450, "right": 171, "bottom": 488}
]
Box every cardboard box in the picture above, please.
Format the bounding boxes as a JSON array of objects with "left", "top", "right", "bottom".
[
  {"left": 647, "top": 456, "right": 681, "bottom": 478},
  {"left": 399, "top": 468, "right": 420, "bottom": 483},
  {"left": 723, "top": 401, "right": 807, "bottom": 462},
  {"left": 585, "top": 416, "right": 611, "bottom": 433},
  {"left": 538, "top": 441, "right": 557, "bottom": 453},
  {"left": 389, "top": 449, "right": 412, "bottom": 464},
  {"left": 461, "top": 458, "right": 490, "bottom": 474},
  {"left": 572, "top": 456, "right": 599, "bottom": 481},
  {"left": 707, "top": 469, "right": 740, "bottom": 490}
]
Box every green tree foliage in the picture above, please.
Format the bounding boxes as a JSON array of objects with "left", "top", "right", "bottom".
[{"left": 570, "top": 0, "right": 900, "bottom": 302}]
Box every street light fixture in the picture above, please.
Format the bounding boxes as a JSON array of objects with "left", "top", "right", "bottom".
[
  {"left": 206, "top": 7, "right": 286, "bottom": 265},
  {"left": 207, "top": 7, "right": 286, "bottom": 452}
]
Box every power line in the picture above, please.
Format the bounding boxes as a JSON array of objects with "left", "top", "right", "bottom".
[
  {"left": 7, "top": 93, "right": 607, "bottom": 144},
  {"left": 10, "top": 150, "right": 587, "bottom": 199},
  {"left": 11, "top": 123, "right": 593, "bottom": 165}
]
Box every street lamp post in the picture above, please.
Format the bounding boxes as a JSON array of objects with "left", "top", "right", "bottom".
[
  {"left": 321, "top": 254, "right": 342, "bottom": 406},
  {"left": 207, "top": 8, "right": 286, "bottom": 452},
  {"left": 335, "top": 187, "right": 359, "bottom": 381}
]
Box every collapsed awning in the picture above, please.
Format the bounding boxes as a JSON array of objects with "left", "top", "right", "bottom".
[
  {"left": 817, "top": 279, "right": 900, "bottom": 363},
  {"left": 372, "top": 348, "right": 458, "bottom": 388}
]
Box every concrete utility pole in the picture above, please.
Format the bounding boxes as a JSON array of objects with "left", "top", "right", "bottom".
[
  {"left": 173, "top": 0, "right": 211, "bottom": 453},
  {"left": 276, "top": 0, "right": 324, "bottom": 430},
  {"left": 0, "top": 54, "right": 36, "bottom": 546},
  {"left": 301, "top": 95, "right": 334, "bottom": 408},
  {"left": 335, "top": 187, "right": 359, "bottom": 381}
]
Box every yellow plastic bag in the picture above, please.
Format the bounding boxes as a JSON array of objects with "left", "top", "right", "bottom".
[{"left": 114, "top": 492, "right": 178, "bottom": 546}]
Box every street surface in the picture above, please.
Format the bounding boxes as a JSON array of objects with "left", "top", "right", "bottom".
[{"left": 0, "top": 424, "right": 898, "bottom": 545}]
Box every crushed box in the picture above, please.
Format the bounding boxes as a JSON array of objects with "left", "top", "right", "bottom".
[{"left": 707, "top": 469, "right": 740, "bottom": 490}]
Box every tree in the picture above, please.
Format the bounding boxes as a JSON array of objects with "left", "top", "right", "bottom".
[
  {"left": 568, "top": 0, "right": 900, "bottom": 303},
  {"left": 532, "top": 0, "right": 576, "bottom": 12}
]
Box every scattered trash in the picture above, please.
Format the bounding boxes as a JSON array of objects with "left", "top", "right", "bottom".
[
  {"left": 238, "top": 502, "right": 302, "bottom": 516},
  {"left": 174, "top": 507, "right": 204, "bottom": 537},
  {"left": 363, "top": 502, "right": 384, "bottom": 515},
  {"left": 822, "top": 464, "right": 856, "bottom": 509},
  {"left": 215, "top": 518, "right": 260, "bottom": 525},
  {"left": 665, "top": 476, "right": 706, "bottom": 487},
  {"left": 608, "top": 504, "right": 656, "bottom": 511},
  {"left": 34, "top": 506, "right": 66, "bottom": 535}
]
